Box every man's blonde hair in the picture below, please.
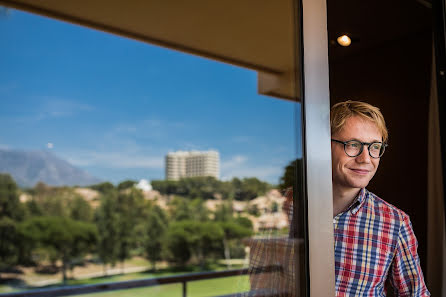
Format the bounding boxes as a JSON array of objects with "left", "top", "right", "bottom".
[{"left": 330, "top": 100, "right": 388, "bottom": 142}]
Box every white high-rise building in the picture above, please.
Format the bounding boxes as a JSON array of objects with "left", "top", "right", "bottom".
[{"left": 165, "top": 150, "right": 219, "bottom": 180}]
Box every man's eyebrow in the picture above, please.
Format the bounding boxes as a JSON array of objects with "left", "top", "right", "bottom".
[{"left": 348, "top": 138, "right": 382, "bottom": 143}]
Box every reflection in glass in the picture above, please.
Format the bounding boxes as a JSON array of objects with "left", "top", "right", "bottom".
[{"left": 245, "top": 0, "right": 306, "bottom": 294}]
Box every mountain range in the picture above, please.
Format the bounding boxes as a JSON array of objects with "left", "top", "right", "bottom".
[{"left": 0, "top": 149, "right": 101, "bottom": 188}]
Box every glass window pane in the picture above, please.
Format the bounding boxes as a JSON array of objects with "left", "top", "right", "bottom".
[{"left": 0, "top": 2, "right": 306, "bottom": 297}]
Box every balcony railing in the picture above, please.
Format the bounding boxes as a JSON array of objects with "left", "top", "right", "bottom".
[{"left": 0, "top": 266, "right": 285, "bottom": 297}]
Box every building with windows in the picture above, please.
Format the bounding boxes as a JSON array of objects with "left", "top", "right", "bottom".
[{"left": 165, "top": 150, "right": 219, "bottom": 180}]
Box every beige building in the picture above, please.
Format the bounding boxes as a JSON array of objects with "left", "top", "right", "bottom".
[{"left": 165, "top": 150, "right": 219, "bottom": 180}]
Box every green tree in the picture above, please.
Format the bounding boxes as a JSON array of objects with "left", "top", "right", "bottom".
[
  {"left": 0, "top": 217, "right": 20, "bottom": 273},
  {"left": 70, "top": 196, "right": 93, "bottom": 222},
  {"left": 41, "top": 194, "right": 68, "bottom": 217},
  {"left": 151, "top": 180, "right": 178, "bottom": 195},
  {"left": 144, "top": 205, "right": 168, "bottom": 270},
  {"left": 164, "top": 223, "right": 191, "bottom": 266},
  {"left": 116, "top": 188, "right": 146, "bottom": 272},
  {"left": 31, "top": 186, "right": 81, "bottom": 218},
  {"left": 278, "top": 158, "right": 305, "bottom": 238},
  {"left": 89, "top": 182, "right": 115, "bottom": 194},
  {"left": 278, "top": 158, "right": 303, "bottom": 190},
  {"left": 169, "top": 197, "right": 192, "bottom": 221},
  {"left": 0, "top": 174, "right": 24, "bottom": 273},
  {"left": 214, "top": 201, "right": 234, "bottom": 222},
  {"left": 214, "top": 202, "right": 253, "bottom": 268},
  {"left": 233, "top": 177, "right": 271, "bottom": 201},
  {"left": 24, "top": 199, "right": 43, "bottom": 217},
  {"left": 95, "top": 191, "right": 120, "bottom": 275},
  {"left": 248, "top": 204, "right": 260, "bottom": 216},
  {"left": 219, "top": 221, "right": 253, "bottom": 268},
  {"left": 117, "top": 180, "right": 137, "bottom": 191},
  {"left": 165, "top": 221, "right": 223, "bottom": 268},
  {"left": 188, "top": 221, "right": 224, "bottom": 267},
  {"left": 169, "top": 197, "right": 209, "bottom": 222},
  {"left": 190, "top": 198, "right": 210, "bottom": 221},
  {"left": 19, "top": 216, "right": 97, "bottom": 283},
  {"left": 231, "top": 178, "right": 243, "bottom": 199},
  {"left": 235, "top": 216, "right": 254, "bottom": 230},
  {"left": 217, "top": 180, "right": 235, "bottom": 199},
  {"left": 182, "top": 177, "right": 220, "bottom": 199},
  {"left": 0, "top": 173, "right": 23, "bottom": 220},
  {"left": 33, "top": 182, "right": 53, "bottom": 196},
  {"left": 152, "top": 176, "right": 272, "bottom": 200}
]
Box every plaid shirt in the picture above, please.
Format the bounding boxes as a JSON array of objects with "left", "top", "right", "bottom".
[
  {"left": 248, "top": 188, "right": 430, "bottom": 296},
  {"left": 334, "top": 188, "right": 429, "bottom": 296}
]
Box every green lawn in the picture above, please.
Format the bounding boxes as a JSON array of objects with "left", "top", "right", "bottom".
[
  {"left": 0, "top": 285, "right": 18, "bottom": 294},
  {"left": 0, "top": 265, "right": 250, "bottom": 297},
  {"left": 66, "top": 270, "right": 180, "bottom": 286},
  {"left": 66, "top": 263, "right": 244, "bottom": 286},
  {"left": 72, "top": 276, "right": 250, "bottom": 297}
]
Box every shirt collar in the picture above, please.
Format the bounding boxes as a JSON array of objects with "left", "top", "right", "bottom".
[{"left": 349, "top": 188, "right": 368, "bottom": 215}]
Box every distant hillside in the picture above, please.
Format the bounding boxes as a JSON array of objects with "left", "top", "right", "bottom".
[{"left": 0, "top": 149, "right": 101, "bottom": 188}]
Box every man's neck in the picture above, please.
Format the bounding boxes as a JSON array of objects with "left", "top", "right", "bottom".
[{"left": 332, "top": 186, "right": 361, "bottom": 217}]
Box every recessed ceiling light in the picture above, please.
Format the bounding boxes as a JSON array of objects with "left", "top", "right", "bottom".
[{"left": 337, "top": 35, "right": 352, "bottom": 47}]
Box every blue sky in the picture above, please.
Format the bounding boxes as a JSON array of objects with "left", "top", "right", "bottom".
[{"left": 0, "top": 8, "right": 302, "bottom": 185}]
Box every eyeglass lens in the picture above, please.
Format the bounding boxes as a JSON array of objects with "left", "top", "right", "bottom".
[{"left": 344, "top": 141, "right": 384, "bottom": 158}]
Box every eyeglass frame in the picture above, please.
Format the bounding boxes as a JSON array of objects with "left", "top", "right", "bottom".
[{"left": 331, "top": 139, "right": 388, "bottom": 159}]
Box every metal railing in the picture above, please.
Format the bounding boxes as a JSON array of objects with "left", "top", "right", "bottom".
[
  {"left": 0, "top": 265, "right": 286, "bottom": 297},
  {"left": 0, "top": 268, "right": 249, "bottom": 297}
]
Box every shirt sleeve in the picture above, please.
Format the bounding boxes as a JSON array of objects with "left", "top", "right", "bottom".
[{"left": 389, "top": 215, "right": 430, "bottom": 296}]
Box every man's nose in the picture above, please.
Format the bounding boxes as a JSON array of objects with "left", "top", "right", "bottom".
[{"left": 356, "top": 146, "right": 371, "bottom": 163}]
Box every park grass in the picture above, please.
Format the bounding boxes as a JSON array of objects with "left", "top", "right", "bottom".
[
  {"left": 66, "top": 262, "right": 244, "bottom": 286},
  {"left": 0, "top": 285, "right": 18, "bottom": 294},
  {"left": 71, "top": 275, "right": 250, "bottom": 297},
  {"left": 0, "top": 262, "right": 249, "bottom": 296},
  {"left": 1, "top": 276, "right": 250, "bottom": 297}
]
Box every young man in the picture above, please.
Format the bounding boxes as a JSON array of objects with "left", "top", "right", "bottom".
[
  {"left": 330, "top": 100, "right": 429, "bottom": 296},
  {"left": 249, "top": 100, "right": 429, "bottom": 296}
]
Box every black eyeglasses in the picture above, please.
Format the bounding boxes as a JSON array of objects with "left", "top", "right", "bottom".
[{"left": 331, "top": 139, "right": 388, "bottom": 159}]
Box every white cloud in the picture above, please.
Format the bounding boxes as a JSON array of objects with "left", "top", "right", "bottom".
[
  {"left": 107, "top": 118, "right": 188, "bottom": 142},
  {"left": 176, "top": 142, "right": 204, "bottom": 151},
  {"left": 33, "top": 97, "right": 94, "bottom": 120},
  {"left": 221, "top": 165, "right": 282, "bottom": 183},
  {"left": 66, "top": 151, "right": 164, "bottom": 169},
  {"left": 47, "top": 142, "right": 54, "bottom": 149},
  {"left": 59, "top": 117, "right": 188, "bottom": 170},
  {"left": 220, "top": 155, "right": 282, "bottom": 183},
  {"left": 221, "top": 155, "right": 248, "bottom": 170}
]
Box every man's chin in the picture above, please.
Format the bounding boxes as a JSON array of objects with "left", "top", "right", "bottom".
[{"left": 345, "top": 176, "right": 371, "bottom": 189}]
